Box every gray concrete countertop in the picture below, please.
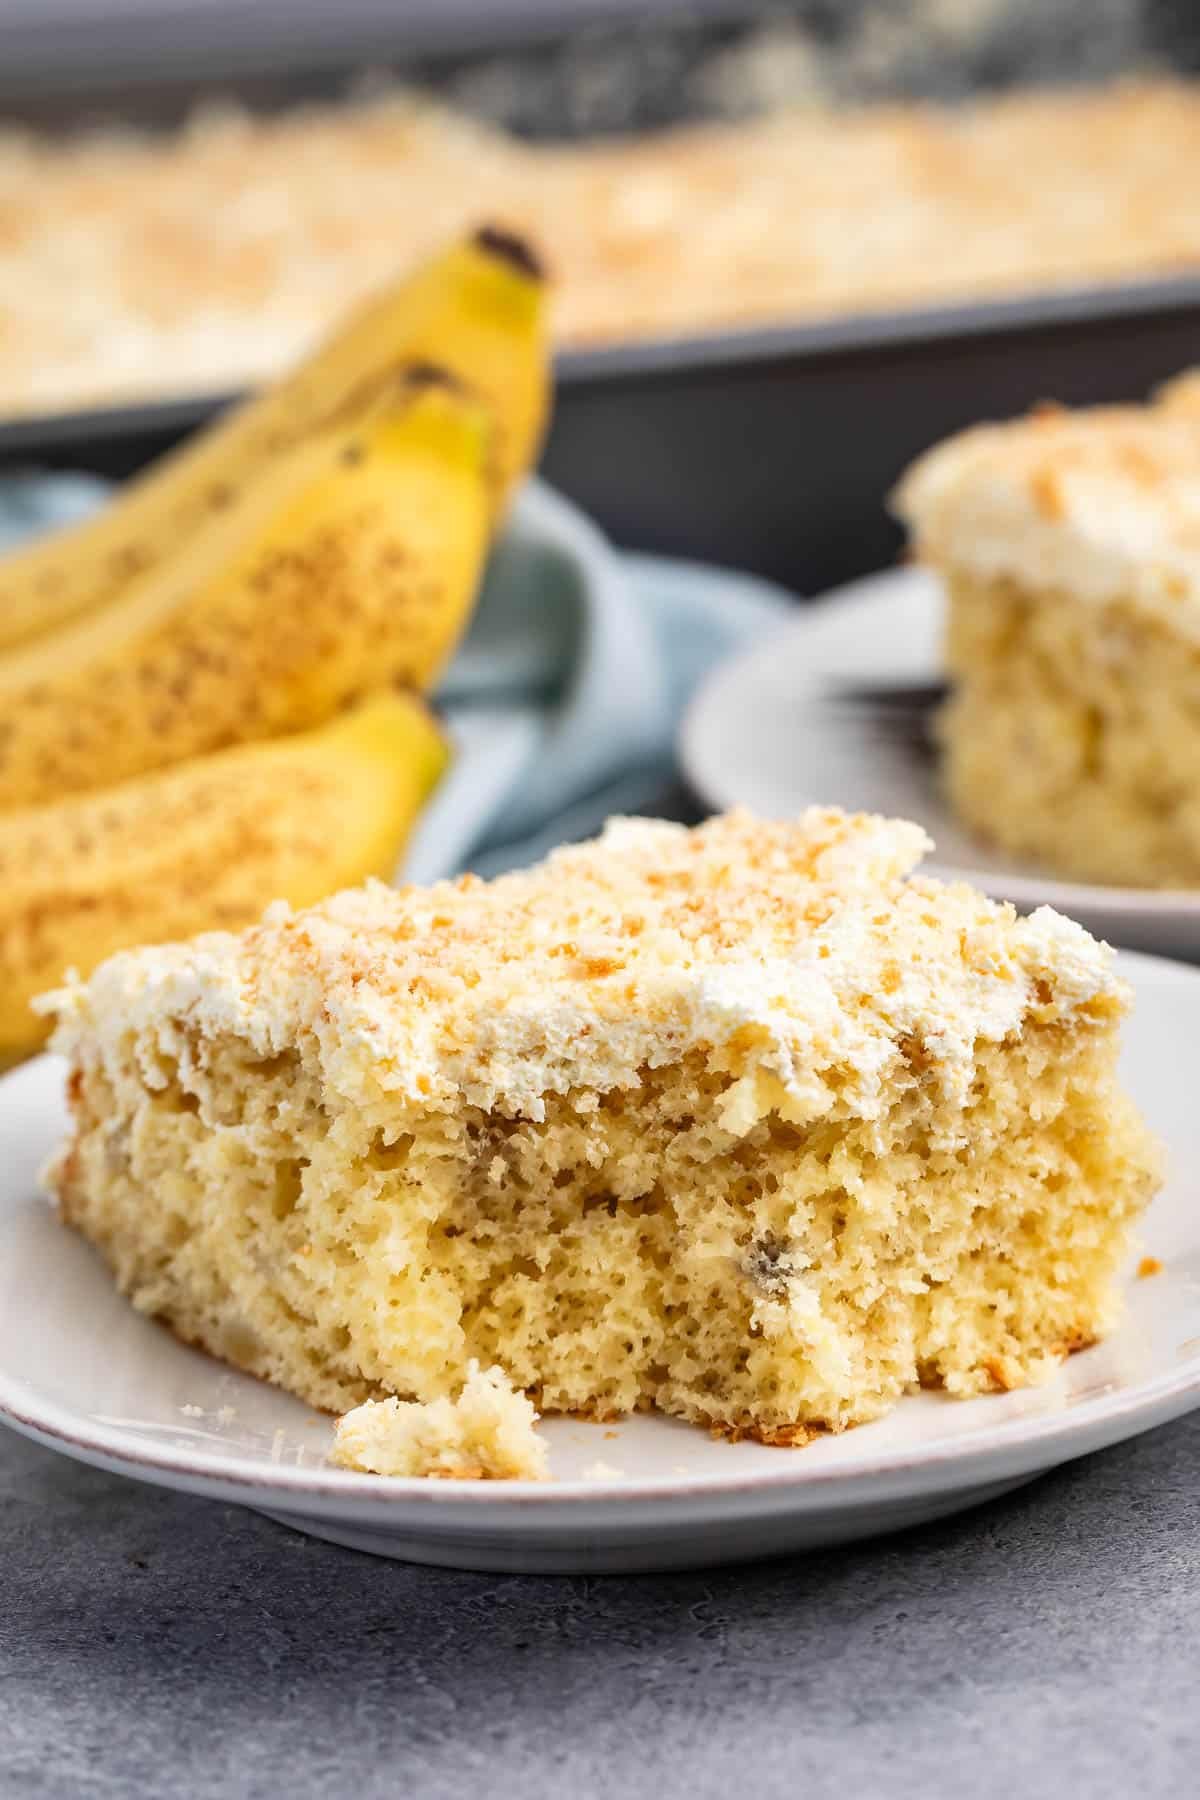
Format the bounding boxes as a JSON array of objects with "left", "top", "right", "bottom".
[{"left": 3, "top": 1411, "right": 1198, "bottom": 1798}]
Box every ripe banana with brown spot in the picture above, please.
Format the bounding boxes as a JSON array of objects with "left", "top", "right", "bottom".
[
  {"left": 0, "top": 224, "right": 548, "bottom": 651},
  {"left": 0, "top": 373, "right": 488, "bottom": 810},
  {"left": 0, "top": 688, "right": 449, "bottom": 1066}
]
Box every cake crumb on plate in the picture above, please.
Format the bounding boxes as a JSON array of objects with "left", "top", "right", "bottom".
[{"left": 332, "top": 1363, "right": 548, "bottom": 1481}]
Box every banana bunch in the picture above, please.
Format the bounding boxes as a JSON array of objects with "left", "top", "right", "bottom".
[
  {"left": 0, "top": 225, "right": 547, "bottom": 651},
  {"left": 0, "top": 224, "right": 549, "bottom": 1060},
  {"left": 9, "top": 692, "right": 447, "bottom": 1067}
]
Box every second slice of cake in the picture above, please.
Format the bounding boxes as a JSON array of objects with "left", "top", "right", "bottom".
[
  {"left": 43, "top": 809, "right": 1159, "bottom": 1445},
  {"left": 894, "top": 377, "right": 1200, "bottom": 888}
]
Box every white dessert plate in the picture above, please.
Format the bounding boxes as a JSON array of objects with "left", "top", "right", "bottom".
[
  {"left": 680, "top": 565, "right": 1200, "bottom": 959},
  {"left": 3, "top": 959, "right": 1200, "bottom": 1577}
]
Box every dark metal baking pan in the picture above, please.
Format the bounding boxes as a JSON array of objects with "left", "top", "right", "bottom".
[
  {"left": 545, "top": 275, "right": 1200, "bottom": 594},
  {"left": 6, "top": 3, "right": 1200, "bottom": 593},
  {"left": 4, "top": 274, "right": 1200, "bottom": 596}
]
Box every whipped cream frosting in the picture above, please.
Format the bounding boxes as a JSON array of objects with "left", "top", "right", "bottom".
[
  {"left": 46, "top": 809, "right": 1126, "bottom": 1130},
  {"left": 894, "top": 383, "right": 1200, "bottom": 637}
]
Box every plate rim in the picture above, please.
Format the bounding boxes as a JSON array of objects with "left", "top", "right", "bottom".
[
  {"left": 4, "top": 1331, "right": 1200, "bottom": 1520},
  {"left": 679, "top": 564, "right": 1200, "bottom": 922},
  {"left": 3, "top": 955, "right": 1200, "bottom": 1518}
]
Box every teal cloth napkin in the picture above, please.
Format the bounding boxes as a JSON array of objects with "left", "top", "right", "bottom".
[{"left": 0, "top": 473, "right": 792, "bottom": 878}]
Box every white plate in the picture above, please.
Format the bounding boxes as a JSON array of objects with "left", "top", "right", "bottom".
[
  {"left": 680, "top": 565, "right": 1200, "bottom": 958},
  {"left": 3, "top": 981, "right": 1200, "bottom": 1576}
]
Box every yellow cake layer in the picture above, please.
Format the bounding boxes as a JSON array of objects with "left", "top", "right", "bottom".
[
  {"left": 939, "top": 570, "right": 1200, "bottom": 888},
  {"left": 42, "top": 810, "right": 1160, "bottom": 1442}
]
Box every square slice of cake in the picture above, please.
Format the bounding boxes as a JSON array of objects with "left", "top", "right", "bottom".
[
  {"left": 43, "top": 809, "right": 1160, "bottom": 1444},
  {"left": 894, "top": 378, "right": 1200, "bottom": 888}
]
